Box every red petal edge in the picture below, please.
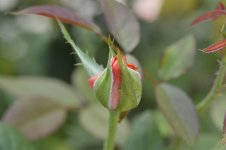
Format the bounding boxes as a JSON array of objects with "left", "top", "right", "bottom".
[{"left": 88, "top": 75, "right": 99, "bottom": 88}]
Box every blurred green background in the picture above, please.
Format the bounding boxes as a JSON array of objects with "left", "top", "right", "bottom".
[{"left": 0, "top": 0, "right": 226, "bottom": 150}]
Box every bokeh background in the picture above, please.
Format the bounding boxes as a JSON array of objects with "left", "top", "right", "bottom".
[{"left": 0, "top": 0, "right": 226, "bottom": 150}]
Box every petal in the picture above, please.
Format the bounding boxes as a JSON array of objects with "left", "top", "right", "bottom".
[
  {"left": 88, "top": 75, "right": 99, "bottom": 88},
  {"left": 109, "top": 57, "right": 122, "bottom": 109}
]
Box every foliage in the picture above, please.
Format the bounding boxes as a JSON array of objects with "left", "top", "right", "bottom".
[{"left": 0, "top": 0, "right": 226, "bottom": 150}]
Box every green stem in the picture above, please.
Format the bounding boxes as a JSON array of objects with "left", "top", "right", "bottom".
[
  {"left": 196, "top": 19, "right": 226, "bottom": 113},
  {"left": 196, "top": 55, "right": 226, "bottom": 113},
  {"left": 103, "top": 111, "right": 120, "bottom": 150}
]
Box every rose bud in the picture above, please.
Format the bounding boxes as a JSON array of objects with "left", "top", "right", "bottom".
[{"left": 88, "top": 52, "right": 142, "bottom": 112}]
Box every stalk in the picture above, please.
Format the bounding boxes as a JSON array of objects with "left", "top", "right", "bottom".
[{"left": 103, "top": 111, "right": 120, "bottom": 150}]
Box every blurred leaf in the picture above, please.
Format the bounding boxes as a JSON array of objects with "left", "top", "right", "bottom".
[
  {"left": 71, "top": 67, "right": 97, "bottom": 103},
  {"left": 0, "top": 76, "right": 80, "bottom": 109},
  {"left": 123, "top": 111, "right": 164, "bottom": 150},
  {"left": 211, "top": 94, "right": 226, "bottom": 131},
  {"left": 65, "top": 113, "right": 102, "bottom": 150},
  {"left": 0, "top": 123, "right": 35, "bottom": 150},
  {"left": 58, "top": 20, "right": 104, "bottom": 76},
  {"left": 100, "top": 0, "right": 140, "bottom": 52},
  {"left": 195, "top": 133, "right": 219, "bottom": 150},
  {"left": 160, "top": 0, "right": 197, "bottom": 18},
  {"left": 13, "top": 5, "right": 102, "bottom": 35},
  {"left": 155, "top": 83, "right": 199, "bottom": 147},
  {"left": 179, "top": 133, "right": 220, "bottom": 150},
  {"left": 79, "top": 104, "right": 130, "bottom": 146},
  {"left": 153, "top": 110, "right": 173, "bottom": 137},
  {"left": 158, "top": 34, "right": 196, "bottom": 81},
  {"left": 34, "top": 136, "right": 71, "bottom": 150},
  {"left": 2, "top": 97, "right": 67, "bottom": 140}
]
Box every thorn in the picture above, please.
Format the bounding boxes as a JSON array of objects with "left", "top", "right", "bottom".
[
  {"left": 70, "top": 52, "right": 76, "bottom": 55},
  {"left": 74, "top": 63, "right": 82, "bottom": 66}
]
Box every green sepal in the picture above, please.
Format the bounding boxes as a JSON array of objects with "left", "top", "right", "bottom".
[
  {"left": 57, "top": 20, "right": 104, "bottom": 76},
  {"left": 116, "top": 67, "right": 142, "bottom": 111}
]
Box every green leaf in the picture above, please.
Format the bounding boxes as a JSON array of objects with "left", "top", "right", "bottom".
[
  {"left": 0, "top": 76, "right": 80, "bottom": 109},
  {"left": 210, "top": 94, "right": 226, "bottom": 131},
  {"left": 34, "top": 136, "right": 72, "bottom": 150},
  {"left": 100, "top": 0, "right": 140, "bottom": 52},
  {"left": 153, "top": 111, "right": 173, "bottom": 137},
  {"left": 178, "top": 133, "right": 220, "bottom": 150},
  {"left": 0, "top": 123, "right": 35, "bottom": 150},
  {"left": 155, "top": 83, "right": 199, "bottom": 147},
  {"left": 210, "top": 93, "right": 226, "bottom": 146},
  {"left": 2, "top": 97, "right": 67, "bottom": 140},
  {"left": 158, "top": 34, "right": 196, "bottom": 80},
  {"left": 58, "top": 20, "right": 104, "bottom": 76},
  {"left": 64, "top": 113, "right": 102, "bottom": 150},
  {"left": 195, "top": 133, "right": 219, "bottom": 150},
  {"left": 123, "top": 111, "right": 164, "bottom": 150},
  {"left": 78, "top": 104, "right": 130, "bottom": 146},
  {"left": 71, "top": 67, "right": 97, "bottom": 103}
]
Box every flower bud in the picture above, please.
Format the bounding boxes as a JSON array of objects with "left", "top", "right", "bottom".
[{"left": 88, "top": 53, "right": 142, "bottom": 112}]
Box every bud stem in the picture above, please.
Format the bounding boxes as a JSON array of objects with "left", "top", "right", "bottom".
[
  {"left": 103, "top": 111, "right": 120, "bottom": 150},
  {"left": 196, "top": 55, "right": 226, "bottom": 113},
  {"left": 196, "top": 19, "right": 226, "bottom": 113}
]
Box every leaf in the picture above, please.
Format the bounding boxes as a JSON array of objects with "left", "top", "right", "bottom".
[
  {"left": 0, "top": 123, "right": 35, "bottom": 150},
  {"left": 123, "top": 111, "right": 164, "bottom": 150},
  {"left": 33, "top": 136, "right": 72, "bottom": 150},
  {"left": 153, "top": 111, "right": 173, "bottom": 137},
  {"left": 191, "top": 2, "right": 226, "bottom": 26},
  {"left": 79, "top": 104, "right": 130, "bottom": 146},
  {"left": 191, "top": 10, "right": 226, "bottom": 26},
  {"left": 158, "top": 34, "right": 196, "bottom": 80},
  {"left": 2, "top": 97, "right": 67, "bottom": 140},
  {"left": 195, "top": 133, "right": 219, "bottom": 150},
  {"left": 0, "top": 76, "right": 80, "bottom": 109},
  {"left": 210, "top": 94, "right": 226, "bottom": 131},
  {"left": 100, "top": 0, "right": 140, "bottom": 52},
  {"left": 71, "top": 67, "right": 97, "bottom": 103},
  {"left": 58, "top": 20, "right": 104, "bottom": 76},
  {"left": 200, "top": 39, "right": 226, "bottom": 53},
  {"left": 64, "top": 113, "right": 102, "bottom": 150},
  {"left": 155, "top": 83, "right": 199, "bottom": 147},
  {"left": 216, "top": 2, "right": 225, "bottom": 10},
  {"left": 13, "top": 5, "right": 102, "bottom": 35}
]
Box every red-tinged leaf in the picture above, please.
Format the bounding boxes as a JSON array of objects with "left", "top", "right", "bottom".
[
  {"left": 201, "top": 39, "right": 226, "bottom": 53},
  {"left": 191, "top": 9, "right": 226, "bottom": 26},
  {"left": 216, "top": 2, "right": 225, "bottom": 10},
  {"left": 13, "top": 5, "right": 102, "bottom": 35},
  {"left": 2, "top": 96, "right": 67, "bottom": 140}
]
